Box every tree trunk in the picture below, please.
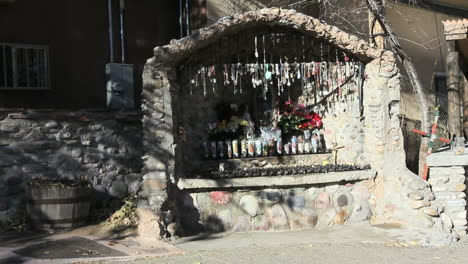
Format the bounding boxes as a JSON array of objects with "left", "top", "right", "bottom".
[
  {"left": 463, "top": 73, "right": 468, "bottom": 138},
  {"left": 368, "top": 7, "right": 385, "bottom": 49},
  {"left": 446, "top": 41, "right": 463, "bottom": 138},
  {"left": 365, "top": 0, "right": 431, "bottom": 178}
]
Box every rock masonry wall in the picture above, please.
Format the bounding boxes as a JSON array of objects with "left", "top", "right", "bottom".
[
  {"left": 179, "top": 183, "right": 374, "bottom": 234},
  {"left": 428, "top": 165, "right": 467, "bottom": 236},
  {"left": 0, "top": 112, "right": 143, "bottom": 222}
]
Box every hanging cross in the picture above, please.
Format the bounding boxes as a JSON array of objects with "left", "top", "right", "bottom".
[{"left": 412, "top": 106, "right": 451, "bottom": 180}]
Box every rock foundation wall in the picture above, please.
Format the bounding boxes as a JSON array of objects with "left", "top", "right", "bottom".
[
  {"left": 179, "top": 182, "right": 373, "bottom": 234},
  {"left": 429, "top": 166, "right": 467, "bottom": 236},
  {"left": 0, "top": 112, "right": 143, "bottom": 222}
]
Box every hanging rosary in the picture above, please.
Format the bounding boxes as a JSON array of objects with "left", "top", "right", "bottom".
[{"left": 185, "top": 33, "right": 363, "bottom": 116}]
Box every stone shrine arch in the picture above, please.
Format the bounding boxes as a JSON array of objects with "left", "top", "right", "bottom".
[{"left": 138, "top": 8, "right": 446, "bottom": 239}]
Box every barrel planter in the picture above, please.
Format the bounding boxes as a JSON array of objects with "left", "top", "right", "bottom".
[{"left": 26, "top": 181, "right": 92, "bottom": 230}]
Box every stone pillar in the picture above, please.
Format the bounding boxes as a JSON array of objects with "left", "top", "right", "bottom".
[
  {"left": 139, "top": 61, "right": 176, "bottom": 238},
  {"left": 427, "top": 151, "right": 468, "bottom": 236}
]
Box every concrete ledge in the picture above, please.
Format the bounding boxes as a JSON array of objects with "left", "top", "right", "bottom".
[
  {"left": 177, "top": 170, "right": 376, "bottom": 190},
  {"left": 427, "top": 149, "right": 468, "bottom": 167}
]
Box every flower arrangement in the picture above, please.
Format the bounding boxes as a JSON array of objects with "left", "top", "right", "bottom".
[{"left": 278, "top": 100, "right": 323, "bottom": 135}]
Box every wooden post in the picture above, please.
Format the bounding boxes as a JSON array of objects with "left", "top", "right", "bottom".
[{"left": 445, "top": 41, "right": 463, "bottom": 138}]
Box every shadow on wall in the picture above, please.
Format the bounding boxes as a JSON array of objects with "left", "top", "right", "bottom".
[
  {"left": 400, "top": 116, "right": 422, "bottom": 174},
  {"left": 0, "top": 114, "right": 144, "bottom": 228},
  {"left": 139, "top": 91, "right": 182, "bottom": 238},
  {"left": 175, "top": 180, "right": 364, "bottom": 237}
]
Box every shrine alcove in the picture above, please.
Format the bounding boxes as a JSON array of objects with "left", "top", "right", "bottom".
[{"left": 138, "top": 8, "right": 418, "bottom": 237}]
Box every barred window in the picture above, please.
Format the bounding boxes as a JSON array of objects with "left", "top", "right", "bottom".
[{"left": 0, "top": 43, "right": 49, "bottom": 90}]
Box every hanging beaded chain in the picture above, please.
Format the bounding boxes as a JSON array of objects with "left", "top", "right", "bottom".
[
  {"left": 185, "top": 33, "right": 363, "bottom": 105},
  {"left": 335, "top": 49, "right": 341, "bottom": 90},
  {"left": 237, "top": 51, "right": 242, "bottom": 94},
  {"left": 231, "top": 63, "right": 236, "bottom": 94},
  {"left": 189, "top": 65, "right": 193, "bottom": 96},
  {"left": 210, "top": 65, "right": 216, "bottom": 94},
  {"left": 262, "top": 34, "right": 268, "bottom": 100},
  {"left": 201, "top": 66, "right": 207, "bottom": 97}
]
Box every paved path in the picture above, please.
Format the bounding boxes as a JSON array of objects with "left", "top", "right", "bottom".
[
  {"left": 0, "top": 231, "right": 182, "bottom": 264},
  {"left": 95, "top": 241, "right": 468, "bottom": 264},
  {"left": 1, "top": 225, "right": 466, "bottom": 264},
  {"left": 89, "top": 225, "right": 468, "bottom": 264}
]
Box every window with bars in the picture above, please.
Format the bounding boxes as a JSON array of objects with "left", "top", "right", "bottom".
[{"left": 0, "top": 43, "right": 49, "bottom": 90}]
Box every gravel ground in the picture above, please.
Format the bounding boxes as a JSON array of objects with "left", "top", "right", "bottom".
[{"left": 93, "top": 240, "right": 468, "bottom": 264}]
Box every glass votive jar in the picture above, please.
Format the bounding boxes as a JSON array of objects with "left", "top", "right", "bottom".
[{"left": 454, "top": 137, "right": 465, "bottom": 155}]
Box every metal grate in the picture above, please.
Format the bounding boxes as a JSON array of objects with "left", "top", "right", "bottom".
[
  {"left": 0, "top": 43, "right": 49, "bottom": 90},
  {"left": 400, "top": 110, "right": 450, "bottom": 174}
]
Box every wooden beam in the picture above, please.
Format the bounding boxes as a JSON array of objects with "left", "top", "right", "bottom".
[{"left": 446, "top": 41, "right": 463, "bottom": 138}]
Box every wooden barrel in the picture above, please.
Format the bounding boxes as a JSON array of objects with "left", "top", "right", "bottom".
[{"left": 26, "top": 186, "right": 92, "bottom": 230}]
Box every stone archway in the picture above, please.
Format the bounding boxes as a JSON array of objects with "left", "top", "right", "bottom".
[{"left": 138, "top": 8, "right": 445, "bottom": 239}]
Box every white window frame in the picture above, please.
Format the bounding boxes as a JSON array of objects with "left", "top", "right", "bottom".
[{"left": 0, "top": 43, "right": 50, "bottom": 90}]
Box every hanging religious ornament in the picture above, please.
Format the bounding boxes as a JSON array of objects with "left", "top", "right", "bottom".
[
  {"left": 262, "top": 34, "right": 268, "bottom": 100},
  {"left": 201, "top": 66, "right": 207, "bottom": 97},
  {"left": 223, "top": 64, "right": 228, "bottom": 86},
  {"left": 237, "top": 52, "right": 243, "bottom": 94},
  {"left": 231, "top": 63, "right": 237, "bottom": 94},
  {"left": 208, "top": 64, "right": 216, "bottom": 95},
  {"left": 189, "top": 65, "right": 194, "bottom": 96}
]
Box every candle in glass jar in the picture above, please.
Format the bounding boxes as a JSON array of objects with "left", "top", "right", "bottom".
[
  {"left": 284, "top": 143, "right": 290, "bottom": 155},
  {"left": 226, "top": 140, "right": 232, "bottom": 158},
  {"left": 203, "top": 141, "right": 210, "bottom": 158},
  {"left": 311, "top": 138, "right": 318, "bottom": 153},
  {"left": 269, "top": 140, "right": 276, "bottom": 155},
  {"left": 291, "top": 136, "right": 298, "bottom": 155},
  {"left": 232, "top": 140, "right": 239, "bottom": 158},
  {"left": 262, "top": 141, "right": 269, "bottom": 156},
  {"left": 255, "top": 140, "right": 262, "bottom": 157},
  {"left": 217, "top": 141, "right": 225, "bottom": 158},
  {"left": 277, "top": 139, "right": 283, "bottom": 155},
  {"left": 210, "top": 141, "right": 217, "bottom": 159},
  {"left": 248, "top": 140, "right": 255, "bottom": 157},
  {"left": 298, "top": 142, "right": 304, "bottom": 154},
  {"left": 241, "top": 139, "right": 248, "bottom": 158},
  {"left": 304, "top": 142, "right": 311, "bottom": 154}
]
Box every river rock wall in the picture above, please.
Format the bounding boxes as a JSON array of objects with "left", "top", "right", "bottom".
[{"left": 0, "top": 111, "right": 143, "bottom": 223}]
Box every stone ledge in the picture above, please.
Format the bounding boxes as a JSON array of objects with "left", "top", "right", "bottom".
[
  {"left": 0, "top": 110, "right": 142, "bottom": 121},
  {"left": 177, "top": 170, "right": 376, "bottom": 190},
  {"left": 427, "top": 149, "right": 468, "bottom": 167}
]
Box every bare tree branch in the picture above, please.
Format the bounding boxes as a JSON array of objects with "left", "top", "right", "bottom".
[{"left": 366, "top": 0, "right": 430, "bottom": 177}]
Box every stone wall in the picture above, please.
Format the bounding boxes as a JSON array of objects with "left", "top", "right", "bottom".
[
  {"left": 428, "top": 150, "right": 468, "bottom": 236},
  {"left": 178, "top": 181, "right": 373, "bottom": 234},
  {"left": 0, "top": 111, "right": 143, "bottom": 222}
]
